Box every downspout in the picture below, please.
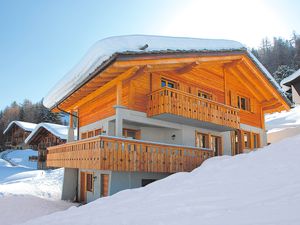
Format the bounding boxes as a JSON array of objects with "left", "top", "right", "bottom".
[{"left": 55, "top": 104, "right": 80, "bottom": 141}]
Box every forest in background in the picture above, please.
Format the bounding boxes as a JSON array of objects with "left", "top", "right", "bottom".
[
  {"left": 0, "top": 32, "right": 300, "bottom": 149},
  {"left": 0, "top": 99, "right": 63, "bottom": 149}
]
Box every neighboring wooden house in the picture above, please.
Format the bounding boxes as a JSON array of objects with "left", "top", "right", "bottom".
[
  {"left": 281, "top": 69, "right": 300, "bottom": 104},
  {"left": 3, "top": 121, "right": 37, "bottom": 149},
  {"left": 43, "top": 35, "right": 291, "bottom": 203},
  {"left": 25, "top": 123, "right": 74, "bottom": 169}
]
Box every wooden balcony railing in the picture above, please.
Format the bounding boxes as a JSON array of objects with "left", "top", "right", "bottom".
[
  {"left": 148, "top": 87, "right": 240, "bottom": 129},
  {"left": 47, "top": 135, "right": 213, "bottom": 173}
]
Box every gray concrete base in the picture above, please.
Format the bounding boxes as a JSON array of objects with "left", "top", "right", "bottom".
[{"left": 61, "top": 168, "right": 78, "bottom": 201}]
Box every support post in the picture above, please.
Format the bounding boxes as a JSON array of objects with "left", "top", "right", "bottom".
[
  {"left": 114, "top": 81, "right": 124, "bottom": 137},
  {"left": 68, "top": 110, "right": 74, "bottom": 142}
]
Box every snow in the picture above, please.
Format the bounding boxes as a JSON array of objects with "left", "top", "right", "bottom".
[
  {"left": 43, "top": 35, "right": 291, "bottom": 110},
  {"left": 20, "top": 134, "right": 300, "bottom": 225},
  {"left": 25, "top": 122, "right": 73, "bottom": 143},
  {"left": 281, "top": 68, "right": 300, "bottom": 87},
  {"left": 1, "top": 196, "right": 75, "bottom": 225},
  {"left": 3, "top": 149, "right": 38, "bottom": 169},
  {"left": 3, "top": 121, "right": 37, "bottom": 134},
  {"left": 43, "top": 35, "right": 246, "bottom": 109},
  {"left": 266, "top": 105, "right": 300, "bottom": 133},
  {"left": 0, "top": 149, "right": 76, "bottom": 225}
]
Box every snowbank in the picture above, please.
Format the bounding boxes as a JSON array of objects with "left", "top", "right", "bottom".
[
  {"left": 1, "top": 195, "right": 75, "bottom": 225},
  {"left": 22, "top": 134, "right": 300, "bottom": 225}
]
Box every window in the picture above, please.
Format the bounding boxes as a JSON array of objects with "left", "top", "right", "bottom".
[
  {"left": 211, "top": 136, "right": 222, "bottom": 156},
  {"left": 161, "top": 78, "right": 176, "bottom": 89},
  {"left": 88, "top": 131, "right": 94, "bottom": 138},
  {"left": 253, "top": 133, "right": 260, "bottom": 148},
  {"left": 81, "top": 132, "right": 87, "bottom": 140},
  {"left": 195, "top": 132, "right": 209, "bottom": 148},
  {"left": 243, "top": 132, "right": 251, "bottom": 149},
  {"left": 198, "top": 90, "right": 212, "bottom": 100},
  {"left": 237, "top": 96, "right": 250, "bottom": 111},
  {"left": 123, "top": 128, "right": 141, "bottom": 140},
  {"left": 95, "top": 129, "right": 102, "bottom": 136},
  {"left": 101, "top": 174, "right": 109, "bottom": 197},
  {"left": 86, "top": 173, "right": 93, "bottom": 192},
  {"left": 141, "top": 179, "right": 157, "bottom": 187}
]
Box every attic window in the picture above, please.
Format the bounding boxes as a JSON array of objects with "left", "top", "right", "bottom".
[{"left": 237, "top": 96, "right": 250, "bottom": 111}]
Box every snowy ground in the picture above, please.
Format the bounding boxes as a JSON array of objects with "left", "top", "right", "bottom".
[
  {"left": 266, "top": 105, "right": 300, "bottom": 143},
  {"left": 19, "top": 135, "right": 300, "bottom": 225},
  {"left": 0, "top": 149, "right": 76, "bottom": 225}
]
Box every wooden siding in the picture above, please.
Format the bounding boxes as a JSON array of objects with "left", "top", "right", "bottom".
[
  {"left": 47, "top": 136, "right": 213, "bottom": 173},
  {"left": 148, "top": 87, "right": 240, "bottom": 129},
  {"left": 79, "top": 88, "right": 117, "bottom": 127}
]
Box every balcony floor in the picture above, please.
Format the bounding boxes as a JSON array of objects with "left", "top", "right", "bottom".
[{"left": 153, "top": 113, "right": 236, "bottom": 131}]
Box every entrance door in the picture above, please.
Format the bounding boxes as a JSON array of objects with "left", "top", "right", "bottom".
[
  {"left": 231, "top": 130, "right": 242, "bottom": 155},
  {"left": 211, "top": 136, "right": 222, "bottom": 156},
  {"left": 80, "top": 172, "right": 86, "bottom": 203}
]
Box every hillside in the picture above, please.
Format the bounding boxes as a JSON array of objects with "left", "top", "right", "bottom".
[{"left": 22, "top": 135, "right": 300, "bottom": 225}]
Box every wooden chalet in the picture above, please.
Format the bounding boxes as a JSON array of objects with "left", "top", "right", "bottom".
[
  {"left": 25, "top": 123, "right": 72, "bottom": 169},
  {"left": 3, "top": 121, "right": 37, "bottom": 149},
  {"left": 43, "top": 35, "right": 291, "bottom": 203}
]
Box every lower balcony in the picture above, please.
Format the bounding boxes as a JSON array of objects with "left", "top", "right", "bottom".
[
  {"left": 148, "top": 87, "right": 240, "bottom": 130},
  {"left": 47, "top": 135, "right": 213, "bottom": 173}
]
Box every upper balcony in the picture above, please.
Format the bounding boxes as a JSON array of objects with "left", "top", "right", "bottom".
[
  {"left": 47, "top": 135, "right": 213, "bottom": 173},
  {"left": 147, "top": 87, "right": 240, "bottom": 130}
]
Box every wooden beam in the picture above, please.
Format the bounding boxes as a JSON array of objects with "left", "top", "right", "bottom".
[
  {"left": 64, "top": 66, "right": 140, "bottom": 111},
  {"left": 226, "top": 67, "right": 264, "bottom": 101},
  {"left": 113, "top": 55, "right": 244, "bottom": 68},
  {"left": 116, "top": 81, "right": 122, "bottom": 105},
  {"left": 242, "top": 58, "right": 290, "bottom": 111},
  {"left": 175, "top": 61, "right": 200, "bottom": 74}
]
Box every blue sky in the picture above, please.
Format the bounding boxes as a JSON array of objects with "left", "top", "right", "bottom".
[{"left": 0, "top": 0, "right": 299, "bottom": 110}]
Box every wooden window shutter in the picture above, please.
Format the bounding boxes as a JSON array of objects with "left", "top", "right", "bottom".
[
  {"left": 229, "top": 91, "right": 237, "bottom": 107},
  {"left": 250, "top": 99, "right": 255, "bottom": 113}
]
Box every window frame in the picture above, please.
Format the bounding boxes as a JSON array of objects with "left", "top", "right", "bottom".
[
  {"left": 86, "top": 173, "right": 94, "bottom": 192},
  {"left": 161, "top": 78, "right": 177, "bottom": 89},
  {"left": 198, "top": 90, "right": 213, "bottom": 100},
  {"left": 237, "top": 95, "right": 250, "bottom": 111},
  {"left": 195, "top": 132, "right": 210, "bottom": 149}
]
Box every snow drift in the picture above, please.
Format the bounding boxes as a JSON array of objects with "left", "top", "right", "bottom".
[{"left": 22, "top": 134, "right": 300, "bottom": 225}]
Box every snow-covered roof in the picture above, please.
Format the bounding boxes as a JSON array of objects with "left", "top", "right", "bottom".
[
  {"left": 3, "top": 121, "right": 37, "bottom": 134},
  {"left": 43, "top": 35, "right": 291, "bottom": 109},
  {"left": 25, "top": 122, "right": 77, "bottom": 143},
  {"left": 281, "top": 69, "right": 300, "bottom": 87}
]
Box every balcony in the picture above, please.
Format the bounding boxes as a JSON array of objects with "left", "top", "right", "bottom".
[
  {"left": 148, "top": 87, "right": 240, "bottom": 130},
  {"left": 47, "top": 135, "right": 213, "bottom": 173}
]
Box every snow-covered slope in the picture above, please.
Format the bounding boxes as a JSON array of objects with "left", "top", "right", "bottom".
[
  {"left": 0, "top": 149, "right": 75, "bottom": 225},
  {"left": 266, "top": 105, "right": 300, "bottom": 143},
  {"left": 3, "top": 149, "right": 38, "bottom": 169},
  {"left": 22, "top": 134, "right": 300, "bottom": 225}
]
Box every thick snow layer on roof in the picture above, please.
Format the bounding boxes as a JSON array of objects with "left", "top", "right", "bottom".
[
  {"left": 43, "top": 35, "right": 245, "bottom": 109},
  {"left": 25, "top": 123, "right": 77, "bottom": 143},
  {"left": 3, "top": 121, "right": 37, "bottom": 134},
  {"left": 281, "top": 69, "right": 300, "bottom": 87}
]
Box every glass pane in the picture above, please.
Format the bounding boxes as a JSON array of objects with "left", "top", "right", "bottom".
[
  {"left": 161, "top": 80, "right": 166, "bottom": 87},
  {"left": 168, "top": 82, "right": 175, "bottom": 88}
]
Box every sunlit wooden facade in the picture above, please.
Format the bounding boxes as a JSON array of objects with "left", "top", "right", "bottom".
[{"left": 45, "top": 40, "right": 290, "bottom": 203}]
